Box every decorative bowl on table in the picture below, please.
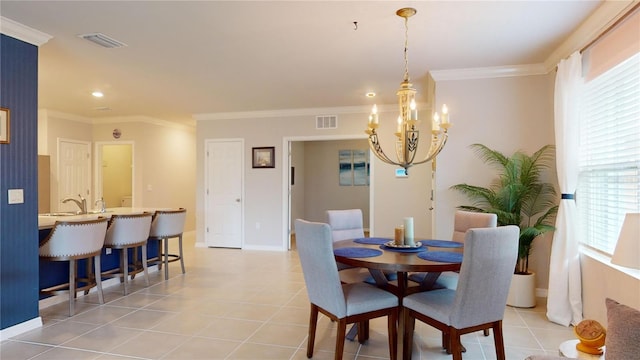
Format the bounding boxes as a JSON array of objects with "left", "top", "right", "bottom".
[
  {"left": 384, "top": 241, "right": 422, "bottom": 248},
  {"left": 574, "top": 319, "right": 606, "bottom": 355}
]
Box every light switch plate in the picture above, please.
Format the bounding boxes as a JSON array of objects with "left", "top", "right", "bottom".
[{"left": 8, "top": 189, "right": 24, "bottom": 204}]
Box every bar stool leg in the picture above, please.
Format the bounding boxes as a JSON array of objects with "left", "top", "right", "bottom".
[
  {"left": 122, "top": 247, "right": 129, "bottom": 295},
  {"left": 178, "top": 234, "right": 185, "bottom": 274},
  {"left": 69, "top": 259, "right": 76, "bottom": 316},
  {"left": 141, "top": 243, "right": 150, "bottom": 286},
  {"left": 164, "top": 237, "right": 169, "bottom": 280},
  {"left": 94, "top": 254, "right": 104, "bottom": 304}
]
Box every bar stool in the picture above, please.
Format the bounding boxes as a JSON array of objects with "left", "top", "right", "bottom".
[
  {"left": 148, "top": 208, "right": 187, "bottom": 280},
  {"left": 39, "top": 218, "right": 108, "bottom": 316},
  {"left": 101, "top": 213, "right": 153, "bottom": 295}
]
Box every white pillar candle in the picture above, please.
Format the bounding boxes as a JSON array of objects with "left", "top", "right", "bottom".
[{"left": 404, "top": 217, "right": 414, "bottom": 246}]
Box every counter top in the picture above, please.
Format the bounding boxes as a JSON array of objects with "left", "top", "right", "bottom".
[{"left": 38, "top": 207, "right": 165, "bottom": 229}]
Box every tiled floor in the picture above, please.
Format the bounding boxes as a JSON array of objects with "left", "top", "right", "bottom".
[{"left": 1, "top": 232, "right": 574, "bottom": 359}]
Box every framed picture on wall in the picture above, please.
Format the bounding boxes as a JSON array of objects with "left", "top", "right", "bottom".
[
  {"left": 0, "top": 107, "right": 9, "bottom": 144},
  {"left": 252, "top": 146, "right": 275, "bottom": 168}
]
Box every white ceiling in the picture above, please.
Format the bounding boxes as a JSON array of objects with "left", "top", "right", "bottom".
[{"left": 1, "top": 1, "right": 604, "bottom": 126}]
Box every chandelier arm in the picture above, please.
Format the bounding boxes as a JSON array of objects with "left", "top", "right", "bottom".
[
  {"left": 409, "top": 133, "right": 449, "bottom": 166},
  {"left": 368, "top": 133, "right": 402, "bottom": 166}
]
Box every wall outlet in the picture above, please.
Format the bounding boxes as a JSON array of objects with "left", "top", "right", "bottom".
[
  {"left": 105, "top": 248, "right": 112, "bottom": 255},
  {"left": 8, "top": 189, "right": 24, "bottom": 204}
]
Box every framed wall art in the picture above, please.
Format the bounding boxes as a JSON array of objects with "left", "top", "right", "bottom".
[
  {"left": 0, "top": 107, "right": 9, "bottom": 144},
  {"left": 252, "top": 146, "right": 275, "bottom": 168}
]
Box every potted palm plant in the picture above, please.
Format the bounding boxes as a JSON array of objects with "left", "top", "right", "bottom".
[{"left": 451, "top": 144, "right": 558, "bottom": 307}]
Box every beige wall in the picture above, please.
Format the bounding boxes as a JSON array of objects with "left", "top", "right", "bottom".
[
  {"left": 101, "top": 144, "right": 132, "bottom": 208},
  {"left": 38, "top": 111, "right": 197, "bottom": 231},
  {"left": 434, "top": 74, "right": 557, "bottom": 291}
]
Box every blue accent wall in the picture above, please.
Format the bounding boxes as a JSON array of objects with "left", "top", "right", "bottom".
[{"left": 0, "top": 34, "right": 40, "bottom": 329}]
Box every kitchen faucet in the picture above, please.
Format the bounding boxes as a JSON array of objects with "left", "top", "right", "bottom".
[
  {"left": 61, "top": 194, "right": 87, "bottom": 214},
  {"left": 95, "top": 197, "right": 106, "bottom": 213}
]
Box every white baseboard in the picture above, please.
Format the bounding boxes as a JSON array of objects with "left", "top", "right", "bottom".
[
  {"left": 0, "top": 316, "right": 43, "bottom": 341},
  {"left": 536, "top": 288, "right": 548, "bottom": 298}
]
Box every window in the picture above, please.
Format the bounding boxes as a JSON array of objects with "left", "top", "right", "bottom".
[{"left": 578, "top": 52, "right": 640, "bottom": 254}]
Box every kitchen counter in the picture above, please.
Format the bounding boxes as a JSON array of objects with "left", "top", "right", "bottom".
[
  {"left": 38, "top": 207, "right": 167, "bottom": 295},
  {"left": 38, "top": 207, "right": 165, "bottom": 229}
]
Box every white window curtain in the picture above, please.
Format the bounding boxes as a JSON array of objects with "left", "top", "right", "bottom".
[{"left": 547, "top": 51, "right": 583, "bottom": 326}]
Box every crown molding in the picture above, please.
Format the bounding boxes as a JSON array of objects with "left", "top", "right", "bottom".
[
  {"left": 194, "top": 105, "right": 372, "bottom": 121},
  {"left": 543, "top": 0, "right": 638, "bottom": 72},
  {"left": 0, "top": 16, "right": 52, "bottom": 46},
  {"left": 430, "top": 64, "right": 548, "bottom": 82},
  {"left": 40, "top": 109, "right": 194, "bottom": 131}
]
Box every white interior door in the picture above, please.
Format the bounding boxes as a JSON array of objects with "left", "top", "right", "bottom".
[
  {"left": 58, "top": 139, "right": 91, "bottom": 212},
  {"left": 205, "top": 139, "right": 244, "bottom": 248}
]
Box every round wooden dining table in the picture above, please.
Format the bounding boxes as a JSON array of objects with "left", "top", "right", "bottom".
[{"left": 333, "top": 238, "right": 462, "bottom": 299}]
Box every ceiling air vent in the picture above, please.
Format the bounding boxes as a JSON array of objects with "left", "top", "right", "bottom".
[
  {"left": 78, "top": 33, "right": 127, "bottom": 48},
  {"left": 316, "top": 115, "right": 337, "bottom": 129}
]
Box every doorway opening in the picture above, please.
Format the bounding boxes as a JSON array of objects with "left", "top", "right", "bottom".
[
  {"left": 283, "top": 135, "right": 371, "bottom": 250},
  {"left": 95, "top": 142, "right": 134, "bottom": 209}
]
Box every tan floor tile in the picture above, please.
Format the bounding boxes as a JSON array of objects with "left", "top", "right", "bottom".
[
  {"left": 269, "top": 306, "right": 310, "bottom": 326},
  {"left": 163, "top": 337, "right": 240, "bottom": 359},
  {"left": 247, "top": 322, "right": 308, "bottom": 347},
  {"left": 62, "top": 324, "right": 143, "bottom": 352},
  {"left": 70, "top": 305, "right": 137, "bottom": 325},
  {"left": 30, "top": 346, "right": 102, "bottom": 359},
  {"left": 197, "top": 317, "right": 263, "bottom": 341},
  {"left": 12, "top": 320, "right": 99, "bottom": 345},
  {"left": 0, "top": 341, "right": 52, "bottom": 360},
  {"left": 106, "top": 293, "right": 166, "bottom": 308},
  {"left": 227, "top": 342, "right": 297, "bottom": 359},
  {"left": 150, "top": 312, "right": 216, "bottom": 335},
  {"left": 108, "top": 309, "right": 176, "bottom": 330},
  {"left": 223, "top": 302, "right": 281, "bottom": 321},
  {"left": 108, "top": 330, "right": 190, "bottom": 359}
]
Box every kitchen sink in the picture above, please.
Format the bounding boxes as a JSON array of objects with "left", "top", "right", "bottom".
[
  {"left": 86, "top": 210, "right": 112, "bottom": 214},
  {"left": 39, "top": 212, "right": 77, "bottom": 216}
]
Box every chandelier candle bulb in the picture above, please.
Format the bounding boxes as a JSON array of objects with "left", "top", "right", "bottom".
[
  {"left": 404, "top": 217, "right": 415, "bottom": 246},
  {"left": 410, "top": 99, "right": 418, "bottom": 121},
  {"left": 432, "top": 112, "right": 441, "bottom": 132},
  {"left": 441, "top": 104, "right": 449, "bottom": 125}
]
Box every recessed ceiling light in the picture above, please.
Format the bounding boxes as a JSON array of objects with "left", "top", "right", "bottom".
[
  {"left": 92, "top": 91, "right": 104, "bottom": 98},
  {"left": 366, "top": 92, "right": 376, "bottom": 98}
]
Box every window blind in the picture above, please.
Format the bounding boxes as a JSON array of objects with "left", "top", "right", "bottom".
[{"left": 578, "top": 52, "right": 640, "bottom": 254}]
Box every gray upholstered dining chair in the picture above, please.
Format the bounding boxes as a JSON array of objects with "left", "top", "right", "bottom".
[
  {"left": 39, "top": 218, "right": 109, "bottom": 316},
  {"left": 148, "top": 208, "right": 187, "bottom": 280},
  {"left": 409, "top": 210, "right": 497, "bottom": 289},
  {"left": 102, "top": 213, "right": 153, "bottom": 295},
  {"left": 294, "top": 219, "right": 399, "bottom": 360},
  {"left": 402, "top": 225, "right": 519, "bottom": 360},
  {"left": 326, "top": 208, "right": 396, "bottom": 282}
]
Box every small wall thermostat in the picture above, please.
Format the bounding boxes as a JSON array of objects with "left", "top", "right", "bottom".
[
  {"left": 395, "top": 168, "right": 408, "bottom": 178},
  {"left": 112, "top": 128, "right": 122, "bottom": 139}
]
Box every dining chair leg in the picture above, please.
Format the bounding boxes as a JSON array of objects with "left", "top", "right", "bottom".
[
  {"left": 307, "top": 304, "right": 319, "bottom": 358},
  {"left": 94, "top": 254, "right": 104, "bottom": 304},
  {"left": 141, "top": 243, "right": 149, "bottom": 286},
  {"left": 388, "top": 308, "right": 398, "bottom": 360},
  {"left": 335, "top": 319, "right": 347, "bottom": 360},
  {"left": 68, "top": 259, "right": 76, "bottom": 316},
  {"left": 450, "top": 327, "right": 463, "bottom": 360},
  {"left": 357, "top": 320, "right": 369, "bottom": 343},
  {"left": 492, "top": 321, "right": 506, "bottom": 360},
  {"left": 402, "top": 310, "right": 414, "bottom": 360},
  {"left": 178, "top": 234, "right": 185, "bottom": 274}
]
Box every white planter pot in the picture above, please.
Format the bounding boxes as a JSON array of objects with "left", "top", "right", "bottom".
[{"left": 507, "top": 272, "right": 536, "bottom": 308}]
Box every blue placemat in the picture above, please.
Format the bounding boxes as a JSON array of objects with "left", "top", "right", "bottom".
[
  {"left": 417, "top": 251, "right": 463, "bottom": 263},
  {"left": 334, "top": 247, "right": 383, "bottom": 258},
  {"left": 379, "top": 244, "right": 427, "bottom": 253},
  {"left": 421, "top": 240, "right": 463, "bottom": 248},
  {"left": 354, "top": 237, "right": 390, "bottom": 245}
]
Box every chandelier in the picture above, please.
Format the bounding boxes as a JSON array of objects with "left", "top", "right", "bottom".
[{"left": 365, "top": 8, "right": 450, "bottom": 173}]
